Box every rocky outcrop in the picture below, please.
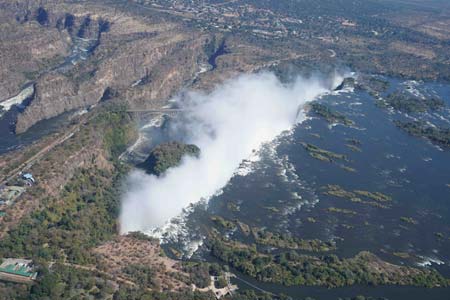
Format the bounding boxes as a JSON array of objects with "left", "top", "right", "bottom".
[{"left": 15, "top": 73, "right": 80, "bottom": 133}]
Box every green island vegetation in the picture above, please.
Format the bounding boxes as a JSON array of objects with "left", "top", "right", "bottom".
[
  {"left": 139, "top": 141, "right": 200, "bottom": 176},
  {"left": 301, "top": 143, "right": 347, "bottom": 163},
  {"left": 394, "top": 121, "right": 450, "bottom": 149},
  {"left": 393, "top": 252, "right": 411, "bottom": 259},
  {"left": 251, "top": 227, "right": 336, "bottom": 252},
  {"left": 322, "top": 185, "right": 391, "bottom": 209},
  {"left": 309, "top": 103, "right": 355, "bottom": 126},
  {"left": 435, "top": 232, "right": 445, "bottom": 240},
  {"left": 346, "top": 138, "right": 362, "bottom": 146},
  {"left": 346, "top": 144, "right": 362, "bottom": 152},
  {"left": 345, "top": 138, "right": 362, "bottom": 152},
  {"left": 339, "top": 165, "right": 357, "bottom": 173},
  {"left": 353, "top": 190, "right": 391, "bottom": 202},
  {"left": 380, "top": 92, "right": 445, "bottom": 113},
  {"left": 237, "top": 221, "right": 251, "bottom": 236},
  {"left": 211, "top": 216, "right": 238, "bottom": 231},
  {"left": 207, "top": 237, "right": 449, "bottom": 288},
  {"left": 327, "top": 207, "right": 357, "bottom": 215},
  {"left": 359, "top": 77, "right": 390, "bottom": 94},
  {"left": 340, "top": 296, "right": 391, "bottom": 300},
  {"left": 400, "top": 217, "right": 418, "bottom": 225},
  {"left": 209, "top": 217, "right": 335, "bottom": 252},
  {"left": 227, "top": 202, "right": 240, "bottom": 212},
  {"left": 264, "top": 206, "right": 280, "bottom": 213}
]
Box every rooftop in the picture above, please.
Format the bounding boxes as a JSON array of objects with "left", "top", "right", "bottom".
[{"left": 0, "top": 258, "right": 37, "bottom": 280}]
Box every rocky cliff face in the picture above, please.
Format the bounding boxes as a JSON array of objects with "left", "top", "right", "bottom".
[
  {"left": 0, "top": 5, "right": 70, "bottom": 101},
  {"left": 2, "top": 1, "right": 290, "bottom": 134},
  {"left": 1, "top": 1, "right": 211, "bottom": 133}
]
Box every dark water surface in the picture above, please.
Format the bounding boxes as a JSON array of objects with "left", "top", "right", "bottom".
[
  {"left": 0, "top": 109, "right": 72, "bottom": 154},
  {"left": 173, "top": 77, "right": 450, "bottom": 299}
]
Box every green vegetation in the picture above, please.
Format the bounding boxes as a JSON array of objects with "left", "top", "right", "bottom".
[
  {"left": 0, "top": 110, "right": 135, "bottom": 264},
  {"left": 29, "top": 263, "right": 116, "bottom": 300},
  {"left": 208, "top": 217, "right": 335, "bottom": 252},
  {"left": 346, "top": 144, "right": 362, "bottom": 152},
  {"left": 227, "top": 202, "right": 240, "bottom": 212},
  {"left": 353, "top": 190, "right": 391, "bottom": 202},
  {"left": 301, "top": 143, "right": 347, "bottom": 162},
  {"left": 400, "top": 217, "right": 418, "bottom": 225},
  {"left": 140, "top": 141, "right": 200, "bottom": 176},
  {"left": 394, "top": 121, "right": 450, "bottom": 148},
  {"left": 327, "top": 207, "right": 357, "bottom": 215},
  {"left": 251, "top": 227, "right": 336, "bottom": 252},
  {"left": 211, "top": 216, "right": 237, "bottom": 231},
  {"left": 381, "top": 92, "right": 444, "bottom": 113},
  {"left": 340, "top": 165, "right": 357, "bottom": 173},
  {"left": 309, "top": 103, "right": 355, "bottom": 126},
  {"left": 435, "top": 232, "right": 445, "bottom": 240},
  {"left": 322, "top": 185, "right": 391, "bottom": 209},
  {"left": 123, "top": 264, "right": 160, "bottom": 290},
  {"left": 0, "top": 165, "right": 126, "bottom": 264},
  {"left": 360, "top": 77, "right": 390, "bottom": 94},
  {"left": 126, "top": 231, "right": 160, "bottom": 243},
  {"left": 237, "top": 221, "right": 251, "bottom": 236},
  {"left": 393, "top": 252, "right": 411, "bottom": 259},
  {"left": 13, "top": 261, "right": 219, "bottom": 300},
  {"left": 346, "top": 138, "right": 362, "bottom": 146},
  {"left": 208, "top": 237, "right": 448, "bottom": 288},
  {"left": 345, "top": 138, "right": 362, "bottom": 152},
  {"left": 183, "top": 261, "right": 225, "bottom": 289},
  {"left": 97, "top": 109, "right": 138, "bottom": 158},
  {"left": 112, "top": 288, "right": 215, "bottom": 300},
  {"left": 341, "top": 224, "right": 354, "bottom": 230},
  {"left": 263, "top": 206, "right": 280, "bottom": 213}
]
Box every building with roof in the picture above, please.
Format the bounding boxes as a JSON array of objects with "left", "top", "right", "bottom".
[
  {"left": 0, "top": 258, "right": 38, "bottom": 283},
  {"left": 22, "top": 173, "right": 35, "bottom": 184}
]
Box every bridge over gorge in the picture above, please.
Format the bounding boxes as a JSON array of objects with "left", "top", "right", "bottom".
[{"left": 125, "top": 108, "right": 184, "bottom": 117}]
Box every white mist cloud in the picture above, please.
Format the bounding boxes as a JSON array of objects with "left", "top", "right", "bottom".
[{"left": 120, "top": 72, "right": 341, "bottom": 234}]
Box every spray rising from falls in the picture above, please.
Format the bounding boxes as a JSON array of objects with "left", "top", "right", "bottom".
[{"left": 120, "top": 72, "right": 343, "bottom": 234}]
